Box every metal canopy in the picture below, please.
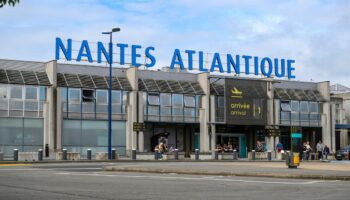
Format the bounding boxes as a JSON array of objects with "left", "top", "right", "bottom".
[
  {"left": 274, "top": 88, "right": 326, "bottom": 101},
  {"left": 0, "top": 69, "right": 51, "bottom": 86},
  {"left": 210, "top": 83, "right": 224, "bottom": 95},
  {"left": 138, "top": 78, "right": 204, "bottom": 95},
  {"left": 57, "top": 73, "right": 132, "bottom": 90}
]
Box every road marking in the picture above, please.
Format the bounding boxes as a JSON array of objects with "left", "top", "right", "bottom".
[
  {"left": 0, "top": 164, "right": 33, "bottom": 167},
  {"left": 54, "top": 172, "right": 337, "bottom": 185}
]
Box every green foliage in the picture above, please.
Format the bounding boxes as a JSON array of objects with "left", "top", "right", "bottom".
[{"left": 0, "top": 0, "right": 20, "bottom": 8}]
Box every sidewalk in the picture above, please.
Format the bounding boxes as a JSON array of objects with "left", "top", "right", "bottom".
[{"left": 103, "top": 161, "right": 350, "bottom": 180}]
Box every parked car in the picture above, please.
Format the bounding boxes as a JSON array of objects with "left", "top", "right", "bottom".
[{"left": 335, "top": 145, "right": 350, "bottom": 160}]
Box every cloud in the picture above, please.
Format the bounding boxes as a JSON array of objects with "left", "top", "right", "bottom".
[{"left": 0, "top": 0, "right": 349, "bottom": 86}]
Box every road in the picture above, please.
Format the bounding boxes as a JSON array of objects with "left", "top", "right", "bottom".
[{"left": 0, "top": 163, "right": 349, "bottom": 200}]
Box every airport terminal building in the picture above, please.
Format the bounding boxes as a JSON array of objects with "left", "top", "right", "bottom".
[{"left": 0, "top": 59, "right": 334, "bottom": 157}]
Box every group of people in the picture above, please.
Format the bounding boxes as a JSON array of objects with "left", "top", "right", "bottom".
[
  {"left": 154, "top": 137, "right": 176, "bottom": 159},
  {"left": 216, "top": 144, "right": 237, "bottom": 153},
  {"left": 303, "top": 140, "right": 330, "bottom": 160}
]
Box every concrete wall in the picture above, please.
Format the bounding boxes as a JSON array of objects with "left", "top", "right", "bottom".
[
  {"left": 44, "top": 61, "right": 57, "bottom": 153},
  {"left": 125, "top": 67, "right": 138, "bottom": 155},
  {"left": 198, "top": 72, "right": 210, "bottom": 152},
  {"left": 317, "top": 81, "right": 333, "bottom": 151}
]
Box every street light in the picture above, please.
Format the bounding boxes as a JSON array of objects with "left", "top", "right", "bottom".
[{"left": 102, "top": 27, "right": 120, "bottom": 160}]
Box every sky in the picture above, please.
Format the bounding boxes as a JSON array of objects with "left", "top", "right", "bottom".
[{"left": 0, "top": 0, "right": 349, "bottom": 86}]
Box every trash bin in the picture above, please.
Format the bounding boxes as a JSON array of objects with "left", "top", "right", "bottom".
[{"left": 286, "top": 152, "right": 300, "bottom": 169}]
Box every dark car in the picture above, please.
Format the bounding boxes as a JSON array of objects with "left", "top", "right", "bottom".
[{"left": 335, "top": 145, "right": 350, "bottom": 160}]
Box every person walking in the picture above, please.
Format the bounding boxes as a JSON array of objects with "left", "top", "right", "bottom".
[{"left": 316, "top": 140, "right": 323, "bottom": 160}]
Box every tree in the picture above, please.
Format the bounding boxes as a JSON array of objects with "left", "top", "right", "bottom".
[{"left": 0, "top": 0, "right": 20, "bottom": 8}]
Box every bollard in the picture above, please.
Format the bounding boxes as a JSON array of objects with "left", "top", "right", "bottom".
[
  {"left": 45, "top": 144, "right": 49, "bottom": 157},
  {"left": 132, "top": 149, "right": 136, "bottom": 160},
  {"left": 233, "top": 149, "right": 237, "bottom": 160},
  {"left": 214, "top": 150, "right": 219, "bottom": 160},
  {"left": 267, "top": 151, "right": 272, "bottom": 161},
  {"left": 195, "top": 149, "right": 199, "bottom": 160},
  {"left": 13, "top": 149, "right": 18, "bottom": 161},
  {"left": 252, "top": 150, "right": 256, "bottom": 160},
  {"left": 38, "top": 149, "right": 43, "bottom": 161},
  {"left": 154, "top": 149, "right": 159, "bottom": 160},
  {"left": 62, "top": 149, "right": 67, "bottom": 160},
  {"left": 174, "top": 149, "right": 179, "bottom": 160},
  {"left": 111, "top": 148, "right": 116, "bottom": 160},
  {"left": 303, "top": 151, "right": 308, "bottom": 161},
  {"left": 87, "top": 149, "right": 92, "bottom": 160}
]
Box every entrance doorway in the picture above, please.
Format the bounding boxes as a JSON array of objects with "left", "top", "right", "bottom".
[{"left": 216, "top": 133, "right": 247, "bottom": 158}]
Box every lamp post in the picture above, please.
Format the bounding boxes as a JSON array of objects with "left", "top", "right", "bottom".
[{"left": 102, "top": 27, "right": 120, "bottom": 160}]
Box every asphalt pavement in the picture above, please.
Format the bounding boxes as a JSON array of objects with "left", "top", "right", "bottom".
[{"left": 0, "top": 162, "right": 349, "bottom": 200}]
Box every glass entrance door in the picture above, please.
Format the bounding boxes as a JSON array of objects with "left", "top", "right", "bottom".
[{"left": 216, "top": 134, "right": 247, "bottom": 158}]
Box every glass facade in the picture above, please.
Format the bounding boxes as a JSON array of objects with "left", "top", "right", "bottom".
[
  {"left": 216, "top": 96, "right": 225, "bottom": 122},
  {"left": 0, "top": 118, "right": 43, "bottom": 156},
  {"left": 279, "top": 100, "right": 321, "bottom": 126},
  {"left": 61, "top": 87, "right": 128, "bottom": 120},
  {"left": 0, "top": 84, "right": 46, "bottom": 117},
  {"left": 62, "top": 119, "right": 126, "bottom": 155},
  {"left": 143, "top": 92, "right": 200, "bottom": 122}
]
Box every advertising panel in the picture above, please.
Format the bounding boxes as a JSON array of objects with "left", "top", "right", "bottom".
[{"left": 225, "top": 79, "right": 267, "bottom": 125}]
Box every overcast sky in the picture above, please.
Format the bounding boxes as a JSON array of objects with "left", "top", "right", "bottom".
[{"left": 0, "top": 0, "right": 349, "bottom": 86}]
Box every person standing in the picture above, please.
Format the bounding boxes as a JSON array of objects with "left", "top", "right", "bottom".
[
  {"left": 323, "top": 145, "right": 330, "bottom": 160},
  {"left": 316, "top": 140, "right": 323, "bottom": 160},
  {"left": 305, "top": 141, "right": 312, "bottom": 160},
  {"left": 256, "top": 140, "right": 264, "bottom": 152}
]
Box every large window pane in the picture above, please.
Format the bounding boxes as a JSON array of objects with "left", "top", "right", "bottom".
[
  {"left": 300, "top": 113, "right": 309, "bottom": 121},
  {"left": 300, "top": 101, "right": 309, "bottom": 113},
  {"left": 62, "top": 120, "right": 81, "bottom": 146},
  {"left": 112, "top": 91, "right": 121, "bottom": 104},
  {"left": 281, "top": 101, "right": 291, "bottom": 111},
  {"left": 23, "top": 119, "right": 43, "bottom": 145},
  {"left": 148, "top": 94, "right": 160, "bottom": 105},
  {"left": 161, "top": 107, "right": 171, "bottom": 116},
  {"left": 291, "top": 101, "right": 299, "bottom": 112},
  {"left": 172, "top": 107, "right": 183, "bottom": 116},
  {"left": 281, "top": 111, "right": 290, "bottom": 120},
  {"left": 309, "top": 102, "right": 318, "bottom": 113},
  {"left": 112, "top": 121, "right": 126, "bottom": 147},
  {"left": 39, "top": 87, "right": 46, "bottom": 101},
  {"left": 291, "top": 112, "right": 299, "bottom": 121},
  {"left": 217, "top": 96, "right": 225, "bottom": 108},
  {"left": 122, "top": 91, "right": 128, "bottom": 105},
  {"left": 81, "top": 121, "right": 107, "bottom": 146},
  {"left": 96, "top": 90, "right": 107, "bottom": 104},
  {"left": 10, "top": 85, "right": 22, "bottom": 99},
  {"left": 160, "top": 93, "right": 171, "bottom": 106},
  {"left": 0, "top": 118, "right": 23, "bottom": 145},
  {"left": 148, "top": 106, "right": 159, "bottom": 116},
  {"left": 69, "top": 89, "right": 80, "bottom": 102},
  {"left": 0, "top": 85, "right": 8, "bottom": 99},
  {"left": 172, "top": 94, "right": 183, "bottom": 107},
  {"left": 61, "top": 87, "right": 68, "bottom": 102},
  {"left": 184, "top": 108, "right": 195, "bottom": 117},
  {"left": 184, "top": 96, "right": 195, "bottom": 107},
  {"left": 25, "top": 87, "right": 37, "bottom": 100}
]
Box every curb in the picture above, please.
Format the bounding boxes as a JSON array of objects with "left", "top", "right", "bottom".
[
  {"left": 103, "top": 167, "right": 350, "bottom": 181},
  {"left": 0, "top": 159, "right": 331, "bottom": 165}
]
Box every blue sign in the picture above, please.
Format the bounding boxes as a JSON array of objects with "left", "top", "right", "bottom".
[
  {"left": 291, "top": 133, "right": 302, "bottom": 138},
  {"left": 55, "top": 37, "right": 296, "bottom": 79}
]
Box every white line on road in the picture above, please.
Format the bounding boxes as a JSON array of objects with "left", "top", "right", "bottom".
[{"left": 54, "top": 172, "right": 338, "bottom": 185}]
